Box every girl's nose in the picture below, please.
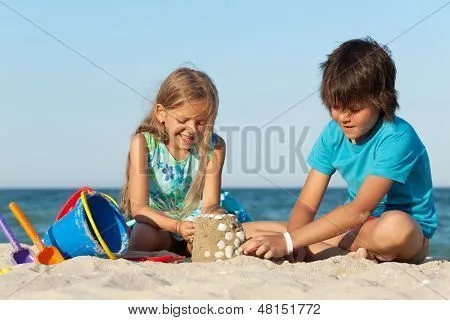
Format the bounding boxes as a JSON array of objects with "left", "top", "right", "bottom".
[{"left": 186, "top": 120, "right": 197, "bottom": 133}]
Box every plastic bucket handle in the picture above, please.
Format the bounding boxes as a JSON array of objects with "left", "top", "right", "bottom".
[{"left": 80, "top": 191, "right": 118, "bottom": 260}]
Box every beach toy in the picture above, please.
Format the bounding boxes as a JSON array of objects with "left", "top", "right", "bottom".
[
  {"left": 126, "top": 256, "right": 184, "bottom": 263},
  {"left": 9, "top": 203, "right": 65, "bottom": 265},
  {"left": 0, "top": 267, "right": 12, "bottom": 275},
  {"left": 55, "top": 186, "right": 93, "bottom": 221},
  {"left": 43, "top": 191, "right": 129, "bottom": 260},
  {"left": 123, "top": 250, "right": 185, "bottom": 263},
  {"left": 0, "top": 212, "right": 35, "bottom": 265}
]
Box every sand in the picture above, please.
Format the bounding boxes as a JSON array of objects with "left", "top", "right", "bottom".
[{"left": 0, "top": 244, "right": 449, "bottom": 299}]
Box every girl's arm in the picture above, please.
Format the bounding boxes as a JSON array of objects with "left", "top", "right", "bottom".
[
  {"left": 201, "top": 135, "right": 226, "bottom": 211},
  {"left": 128, "top": 134, "right": 179, "bottom": 233}
]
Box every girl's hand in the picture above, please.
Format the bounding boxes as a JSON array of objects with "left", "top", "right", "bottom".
[
  {"left": 177, "top": 221, "right": 195, "bottom": 242},
  {"left": 239, "top": 234, "right": 287, "bottom": 260}
]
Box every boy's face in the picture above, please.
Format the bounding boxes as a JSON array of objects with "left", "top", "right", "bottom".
[{"left": 331, "top": 103, "right": 380, "bottom": 140}]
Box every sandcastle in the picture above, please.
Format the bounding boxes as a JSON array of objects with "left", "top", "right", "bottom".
[{"left": 191, "top": 211, "right": 246, "bottom": 263}]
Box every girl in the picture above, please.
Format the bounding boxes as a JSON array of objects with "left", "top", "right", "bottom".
[{"left": 120, "top": 68, "right": 285, "bottom": 255}]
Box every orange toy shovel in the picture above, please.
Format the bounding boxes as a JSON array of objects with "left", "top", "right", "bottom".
[{"left": 9, "top": 202, "right": 65, "bottom": 265}]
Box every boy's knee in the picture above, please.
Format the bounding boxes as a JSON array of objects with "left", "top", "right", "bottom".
[{"left": 373, "top": 211, "right": 417, "bottom": 248}]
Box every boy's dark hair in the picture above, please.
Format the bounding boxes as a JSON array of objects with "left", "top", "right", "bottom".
[{"left": 320, "top": 37, "right": 398, "bottom": 120}]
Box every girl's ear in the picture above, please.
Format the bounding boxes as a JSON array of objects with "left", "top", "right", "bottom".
[{"left": 156, "top": 104, "right": 167, "bottom": 123}]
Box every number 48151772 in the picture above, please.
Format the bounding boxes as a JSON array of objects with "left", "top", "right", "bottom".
[{"left": 257, "top": 303, "right": 321, "bottom": 315}]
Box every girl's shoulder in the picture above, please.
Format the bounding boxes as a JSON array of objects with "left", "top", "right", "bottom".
[
  {"left": 140, "top": 132, "right": 158, "bottom": 150},
  {"left": 210, "top": 132, "right": 220, "bottom": 146},
  {"left": 129, "top": 132, "right": 160, "bottom": 161},
  {"left": 210, "top": 133, "right": 226, "bottom": 153},
  {"left": 128, "top": 133, "right": 149, "bottom": 170}
]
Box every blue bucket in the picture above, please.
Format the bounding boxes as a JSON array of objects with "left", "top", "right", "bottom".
[{"left": 43, "top": 191, "right": 129, "bottom": 259}]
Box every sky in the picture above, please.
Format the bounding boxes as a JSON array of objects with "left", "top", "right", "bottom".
[{"left": 0, "top": 0, "right": 449, "bottom": 188}]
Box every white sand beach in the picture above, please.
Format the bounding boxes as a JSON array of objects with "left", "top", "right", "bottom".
[{"left": 0, "top": 244, "right": 449, "bottom": 299}]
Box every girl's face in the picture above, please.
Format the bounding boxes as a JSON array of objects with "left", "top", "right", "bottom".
[
  {"left": 331, "top": 103, "right": 380, "bottom": 141},
  {"left": 157, "top": 99, "right": 209, "bottom": 151}
]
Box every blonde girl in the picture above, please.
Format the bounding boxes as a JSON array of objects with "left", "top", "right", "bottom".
[{"left": 121, "top": 68, "right": 285, "bottom": 255}]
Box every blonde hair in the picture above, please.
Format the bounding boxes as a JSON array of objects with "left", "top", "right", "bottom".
[{"left": 120, "top": 67, "right": 219, "bottom": 218}]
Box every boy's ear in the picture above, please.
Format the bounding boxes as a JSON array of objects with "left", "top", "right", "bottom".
[{"left": 155, "top": 104, "right": 167, "bottom": 123}]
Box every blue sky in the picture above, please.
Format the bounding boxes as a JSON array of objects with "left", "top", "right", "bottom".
[{"left": 1, "top": 1, "right": 449, "bottom": 188}]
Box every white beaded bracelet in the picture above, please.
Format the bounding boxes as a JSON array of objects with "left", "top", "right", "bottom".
[{"left": 283, "top": 232, "right": 294, "bottom": 255}]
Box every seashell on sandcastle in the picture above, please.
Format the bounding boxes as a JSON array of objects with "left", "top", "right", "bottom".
[{"left": 191, "top": 209, "right": 247, "bottom": 263}]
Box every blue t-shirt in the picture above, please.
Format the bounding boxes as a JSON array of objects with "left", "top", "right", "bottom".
[{"left": 307, "top": 116, "right": 437, "bottom": 239}]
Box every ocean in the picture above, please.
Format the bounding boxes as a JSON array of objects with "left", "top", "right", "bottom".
[{"left": 0, "top": 188, "right": 448, "bottom": 257}]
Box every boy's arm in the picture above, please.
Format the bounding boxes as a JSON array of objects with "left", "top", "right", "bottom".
[
  {"left": 240, "top": 174, "right": 392, "bottom": 258},
  {"left": 201, "top": 135, "right": 226, "bottom": 211},
  {"left": 240, "top": 169, "right": 329, "bottom": 258},
  {"left": 128, "top": 134, "right": 179, "bottom": 233},
  {"left": 290, "top": 175, "right": 393, "bottom": 247},
  {"left": 287, "top": 169, "right": 331, "bottom": 232}
]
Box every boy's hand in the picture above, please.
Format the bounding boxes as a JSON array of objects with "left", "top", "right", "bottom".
[
  {"left": 178, "top": 221, "right": 195, "bottom": 242},
  {"left": 239, "top": 234, "right": 287, "bottom": 260}
]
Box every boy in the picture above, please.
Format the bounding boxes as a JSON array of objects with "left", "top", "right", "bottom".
[{"left": 241, "top": 37, "right": 437, "bottom": 264}]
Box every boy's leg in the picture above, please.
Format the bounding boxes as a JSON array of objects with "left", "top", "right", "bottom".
[
  {"left": 339, "top": 211, "right": 426, "bottom": 263},
  {"left": 303, "top": 241, "right": 351, "bottom": 261},
  {"left": 306, "top": 211, "right": 427, "bottom": 263}
]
